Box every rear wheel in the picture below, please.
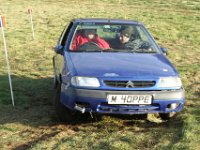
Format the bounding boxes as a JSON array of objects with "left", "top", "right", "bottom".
[{"left": 55, "top": 83, "right": 78, "bottom": 122}]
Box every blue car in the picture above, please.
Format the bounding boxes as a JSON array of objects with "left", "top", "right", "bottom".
[{"left": 53, "top": 18, "right": 185, "bottom": 122}]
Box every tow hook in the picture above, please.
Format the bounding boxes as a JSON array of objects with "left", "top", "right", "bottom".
[{"left": 74, "top": 105, "right": 86, "bottom": 114}]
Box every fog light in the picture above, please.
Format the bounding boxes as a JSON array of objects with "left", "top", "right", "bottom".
[{"left": 168, "top": 103, "right": 179, "bottom": 110}]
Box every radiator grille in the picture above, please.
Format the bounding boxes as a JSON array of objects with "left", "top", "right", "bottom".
[{"left": 104, "top": 80, "right": 155, "bottom": 88}]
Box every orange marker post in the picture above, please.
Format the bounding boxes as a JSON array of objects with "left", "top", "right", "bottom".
[
  {"left": 0, "top": 15, "right": 15, "bottom": 106},
  {"left": 28, "top": 8, "right": 35, "bottom": 40},
  {"left": 1, "top": 16, "right": 6, "bottom": 27}
]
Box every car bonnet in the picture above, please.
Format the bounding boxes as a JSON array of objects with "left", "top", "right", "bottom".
[{"left": 68, "top": 52, "right": 178, "bottom": 77}]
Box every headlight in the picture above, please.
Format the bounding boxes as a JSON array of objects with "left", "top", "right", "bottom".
[
  {"left": 157, "top": 77, "right": 182, "bottom": 88},
  {"left": 71, "top": 76, "right": 100, "bottom": 87}
]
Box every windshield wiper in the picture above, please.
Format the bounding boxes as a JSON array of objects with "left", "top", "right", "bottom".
[
  {"left": 106, "top": 49, "right": 131, "bottom": 52},
  {"left": 130, "top": 49, "right": 157, "bottom": 53},
  {"left": 70, "top": 50, "right": 86, "bottom": 52},
  {"left": 70, "top": 49, "right": 157, "bottom": 53},
  {"left": 70, "top": 50, "right": 103, "bottom": 52}
]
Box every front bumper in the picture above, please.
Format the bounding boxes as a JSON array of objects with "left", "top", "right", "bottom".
[{"left": 60, "top": 86, "right": 185, "bottom": 115}]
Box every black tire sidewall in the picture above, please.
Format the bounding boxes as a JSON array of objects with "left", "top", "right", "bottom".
[{"left": 54, "top": 83, "right": 77, "bottom": 122}]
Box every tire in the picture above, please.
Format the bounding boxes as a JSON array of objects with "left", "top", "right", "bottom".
[
  {"left": 159, "top": 104, "right": 177, "bottom": 120},
  {"left": 53, "top": 58, "right": 58, "bottom": 89},
  {"left": 159, "top": 112, "right": 176, "bottom": 120},
  {"left": 53, "top": 75, "right": 58, "bottom": 89},
  {"left": 54, "top": 83, "right": 78, "bottom": 122}
]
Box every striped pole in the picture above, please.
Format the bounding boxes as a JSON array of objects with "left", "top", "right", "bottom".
[
  {"left": 0, "top": 15, "right": 15, "bottom": 106},
  {"left": 28, "top": 8, "right": 35, "bottom": 40}
]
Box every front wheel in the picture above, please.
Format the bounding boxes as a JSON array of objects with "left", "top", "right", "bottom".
[
  {"left": 54, "top": 83, "right": 78, "bottom": 122},
  {"left": 159, "top": 104, "right": 177, "bottom": 120},
  {"left": 159, "top": 113, "right": 176, "bottom": 120},
  {"left": 53, "top": 75, "right": 58, "bottom": 89}
]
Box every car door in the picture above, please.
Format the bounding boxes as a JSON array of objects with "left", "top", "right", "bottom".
[{"left": 53, "top": 22, "right": 73, "bottom": 84}]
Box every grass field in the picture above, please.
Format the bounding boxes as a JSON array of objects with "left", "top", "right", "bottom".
[{"left": 0, "top": 0, "right": 200, "bottom": 149}]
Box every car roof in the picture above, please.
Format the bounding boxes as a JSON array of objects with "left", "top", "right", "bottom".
[{"left": 72, "top": 18, "right": 142, "bottom": 25}]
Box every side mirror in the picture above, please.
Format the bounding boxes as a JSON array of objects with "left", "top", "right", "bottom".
[
  {"left": 160, "top": 47, "right": 167, "bottom": 56},
  {"left": 55, "top": 44, "right": 63, "bottom": 54}
]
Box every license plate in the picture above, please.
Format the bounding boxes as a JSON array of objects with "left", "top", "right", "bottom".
[{"left": 107, "top": 94, "right": 152, "bottom": 105}]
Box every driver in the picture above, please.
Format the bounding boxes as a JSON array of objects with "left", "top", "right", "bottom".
[{"left": 71, "top": 28, "right": 110, "bottom": 50}]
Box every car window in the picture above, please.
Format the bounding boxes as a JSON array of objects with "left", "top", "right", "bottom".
[
  {"left": 69, "top": 23, "right": 160, "bottom": 53},
  {"left": 59, "top": 22, "right": 73, "bottom": 47}
]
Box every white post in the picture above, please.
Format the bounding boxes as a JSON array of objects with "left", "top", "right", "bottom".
[
  {"left": 28, "top": 9, "right": 35, "bottom": 40},
  {"left": 0, "top": 16, "right": 15, "bottom": 106}
]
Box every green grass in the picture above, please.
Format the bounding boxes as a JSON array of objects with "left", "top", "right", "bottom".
[{"left": 0, "top": 0, "right": 200, "bottom": 149}]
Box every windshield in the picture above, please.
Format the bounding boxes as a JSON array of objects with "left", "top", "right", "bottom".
[{"left": 69, "top": 23, "right": 160, "bottom": 53}]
